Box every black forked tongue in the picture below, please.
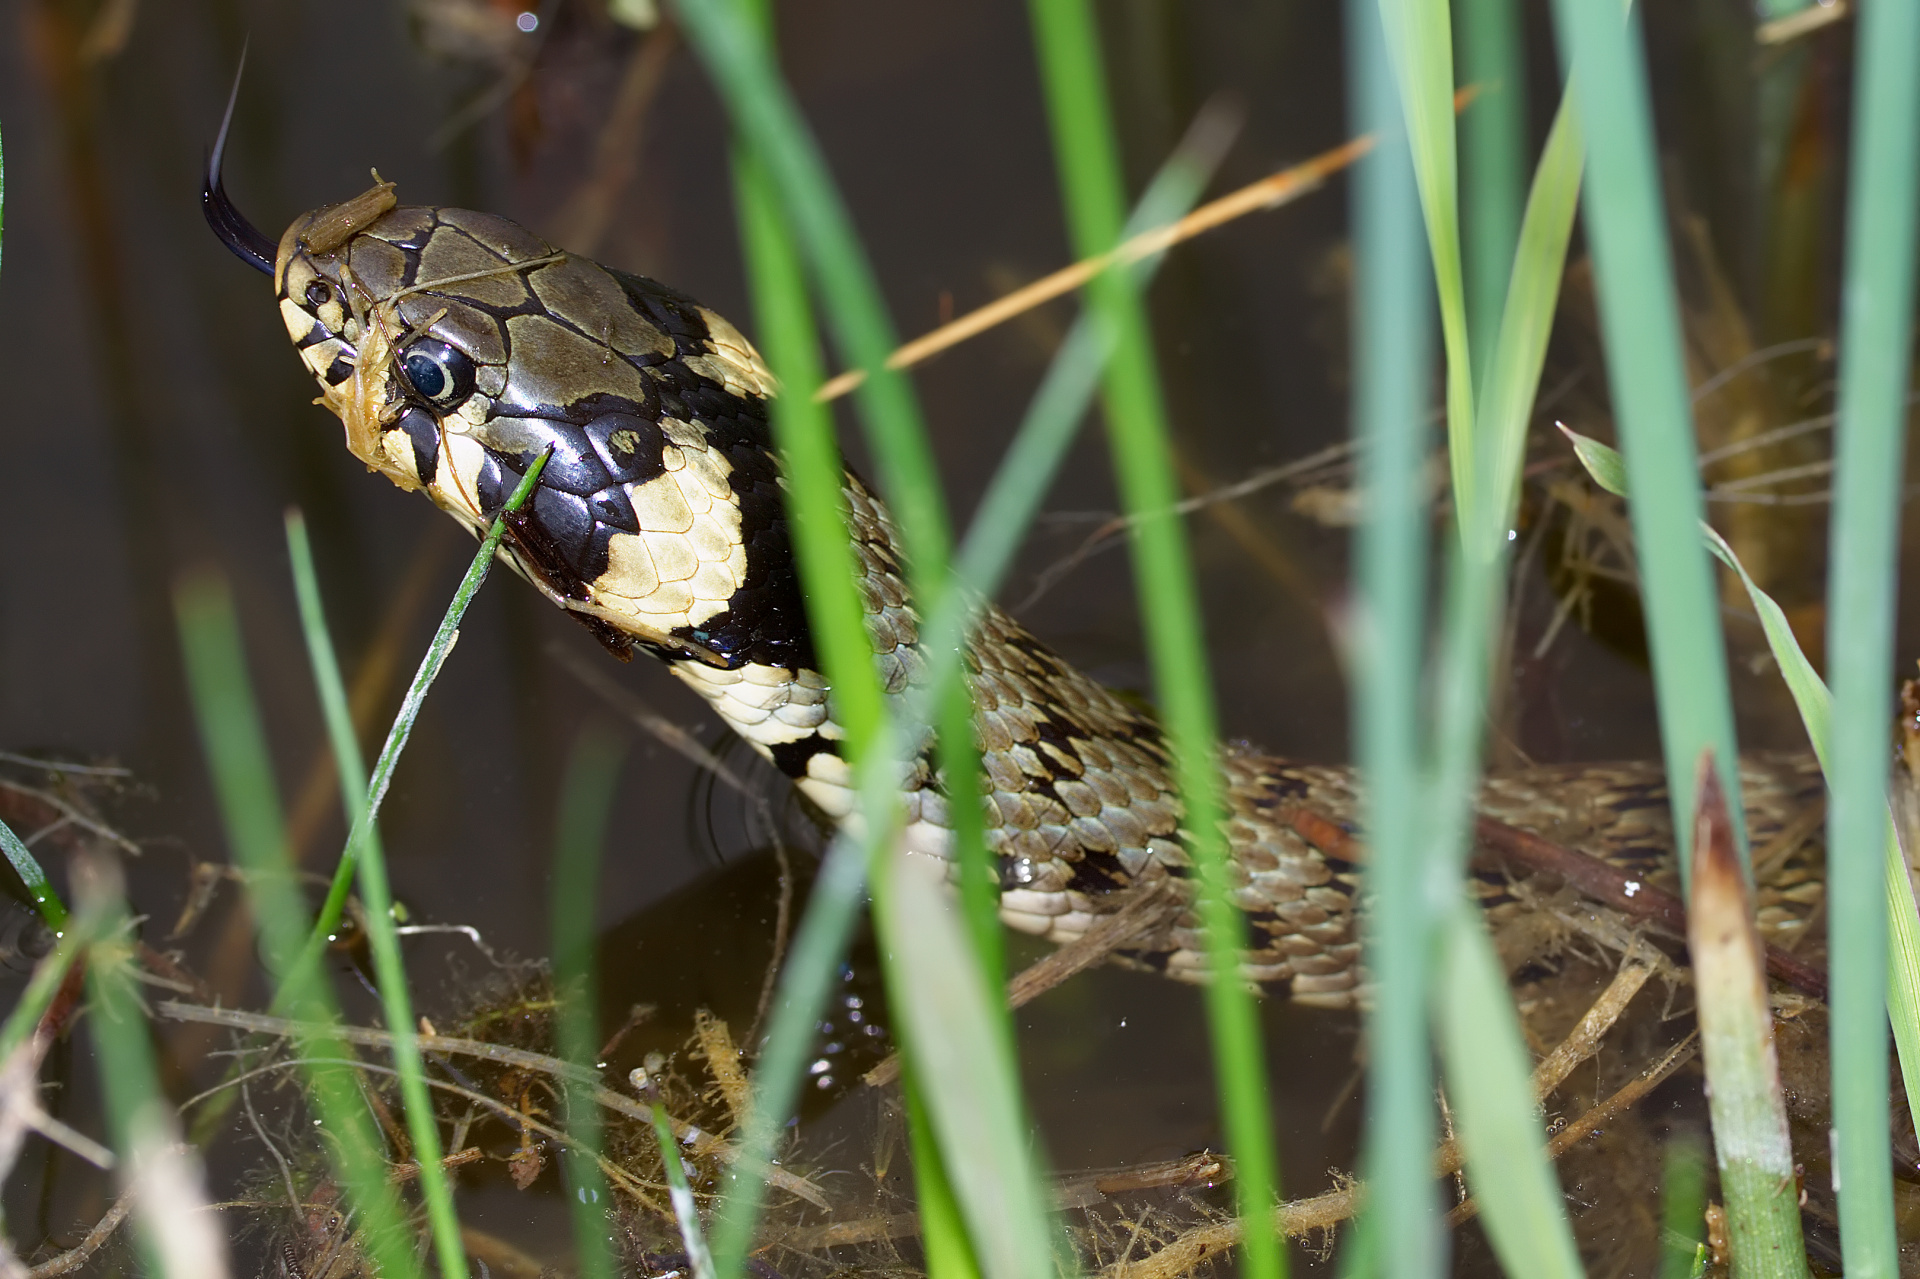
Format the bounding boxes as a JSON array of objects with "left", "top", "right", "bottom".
[{"left": 202, "top": 50, "right": 274, "bottom": 276}]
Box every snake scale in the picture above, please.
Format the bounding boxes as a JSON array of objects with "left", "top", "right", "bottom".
[{"left": 204, "top": 157, "right": 1831, "bottom": 1009}]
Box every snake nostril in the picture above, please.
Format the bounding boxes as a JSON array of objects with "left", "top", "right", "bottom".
[{"left": 304, "top": 279, "right": 332, "bottom": 308}]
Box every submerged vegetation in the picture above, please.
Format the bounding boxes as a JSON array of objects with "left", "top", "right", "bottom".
[{"left": 1, "top": 0, "right": 1918, "bottom": 1275}]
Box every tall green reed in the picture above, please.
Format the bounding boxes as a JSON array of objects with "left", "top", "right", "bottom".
[
  {"left": 683, "top": 5, "right": 1056, "bottom": 1273},
  {"left": 1545, "top": 0, "right": 1747, "bottom": 878},
  {"left": 1023, "top": 2, "right": 1281, "bottom": 1275},
  {"left": 1352, "top": 0, "right": 1589, "bottom": 1268},
  {"left": 1823, "top": 0, "right": 1920, "bottom": 1268},
  {"left": 552, "top": 727, "right": 627, "bottom": 1279},
  {"left": 1344, "top": 0, "right": 1439, "bottom": 1271},
  {"left": 681, "top": 1, "right": 1243, "bottom": 1274},
  {"left": 175, "top": 576, "right": 420, "bottom": 1279}
]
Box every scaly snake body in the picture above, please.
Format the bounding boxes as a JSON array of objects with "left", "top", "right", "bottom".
[{"left": 205, "top": 171, "right": 1829, "bottom": 1007}]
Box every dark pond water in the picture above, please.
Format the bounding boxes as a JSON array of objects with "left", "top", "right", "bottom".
[{"left": 0, "top": 0, "right": 1891, "bottom": 1272}]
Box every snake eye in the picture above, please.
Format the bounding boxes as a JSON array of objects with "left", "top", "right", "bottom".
[
  {"left": 304, "top": 280, "right": 332, "bottom": 308},
  {"left": 399, "top": 338, "right": 476, "bottom": 407}
]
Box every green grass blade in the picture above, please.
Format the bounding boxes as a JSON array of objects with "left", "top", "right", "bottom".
[
  {"left": 1435, "top": 907, "right": 1584, "bottom": 1279},
  {"left": 0, "top": 817, "right": 68, "bottom": 931},
  {"left": 1024, "top": 4, "right": 1281, "bottom": 1277},
  {"left": 345, "top": 453, "right": 551, "bottom": 844},
  {"left": 0, "top": 925, "right": 87, "bottom": 1064},
  {"left": 174, "top": 575, "right": 420, "bottom": 1279},
  {"left": 1371, "top": 11, "right": 1589, "bottom": 1273},
  {"left": 670, "top": 0, "right": 949, "bottom": 583},
  {"left": 1822, "top": 0, "right": 1920, "bottom": 1266},
  {"left": 288, "top": 453, "right": 551, "bottom": 1279},
  {"left": 284, "top": 511, "right": 373, "bottom": 959},
  {"left": 552, "top": 728, "right": 626, "bottom": 1279},
  {"left": 78, "top": 871, "right": 221, "bottom": 1278},
  {"left": 1659, "top": 1137, "right": 1709, "bottom": 1279},
  {"left": 1568, "top": 424, "right": 1920, "bottom": 1265},
  {"left": 1472, "top": 91, "right": 1581, "bottom": 546},
  {"left": 1456, "top": 0, "right": 1526, "bottom": 378},
  {"left": 875, "top": 828, "right": 1064, "bottom": 1279},
  {"left": 1885, "top": 837, "right": 1920, "bottom": 1143},
  {"left": 940, "top": 113, "right": 1228, "bottom": 979},
  {"left": 679, "top": 29, "right": 1052, "bottom": 1263},
  {"left": 687, "top": 2, "right": 1071, "bottom": 1272},
  {"left": 705, "top": 141, "right": 892, "bottom": 1279},
  {"left": 1377, "top": 0, "right": 1475, "bottom": 513},
  {"left": 902, "top": 1077, "right": 981, "bottom": 1279},
  {"left": 1546, "top": 0, "right": 1746, "bottom": 884},
  {"left": 651, "top": 1100, "right": 718, "bottom": 1279},
  {"left": 1345, "top": 0, "right": 1439, "bottom": 1270}
]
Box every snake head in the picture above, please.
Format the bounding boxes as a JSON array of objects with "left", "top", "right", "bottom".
[{"left": 209, "top": 116, "right": 800, "bottom": 672}]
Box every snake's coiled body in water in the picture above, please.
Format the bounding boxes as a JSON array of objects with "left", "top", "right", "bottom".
[{"left": 236, "top": 180, "right": 1829, "bottom": 1007}]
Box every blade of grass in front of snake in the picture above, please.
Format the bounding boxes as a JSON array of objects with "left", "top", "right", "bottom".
[
  {"left": 698, "top": 5, "right": 1062, "bottom": 1276},
  {"left": 717, "top": 106, "right": 1229, "bottom": 1279},
  {"left": 173, "top": 575, "right": 421, "bottom": 1279},
  {"left": 1434, "top": 905, "right": 1586, "bottom": 1277},
  {"left": 1025, "top": 4, "right": 1279, "bottom": 1279},
  {"left": 1566, "top": 425, "right": 1920, "bottom": 1233},
  {"left": 1343, "top": 0, "right": 1440, "bottom": 1271},
  {"left": 1822, "top": 0, "right": 1920, "bottom": 1261},
  {"left": 75, "top": 861, "right": 227, "bottom": 1278},
  {"left": 284, "top": 510, "right": 369, "bottom": 953},
  {"left": 650, "top": 1100, "right": 717, "bottom": 1279},
  {"left": 1547, "top": 0, "right": 1747, "bottom": 890},
  {"left": 731, "top": 125, "right": 1061, "bottom": 1279},
  {"left": 1457, "top": 0, "right": 1527, "bottom": 382},
  {"left": 1412, "top": 80, "right": 1587, "bottom": 1279},
  {"left": 679, "top": 28, "right": 1036, "bottom": 1246},
  {"left": 552, "top": 727, "right": 625, "bottom": 1279},
  {"left": 710, "top": 136, "right": 902, "bottom": 1278},
  {"left": 323, "top": 450, "right": 551, "bottom": 1279},
  {"left": 934, "top": 107, "right": 1231, "bottom": 975},
  {"left": 1376, "top": 0, "right": 1475, "bottom": 519},
  {"left": 0, "top": 816, "right": 68, "bottom": 931}
]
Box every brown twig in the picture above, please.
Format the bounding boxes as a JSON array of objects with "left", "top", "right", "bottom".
[
  {"left": 22, "top": 1184, "right": 137, "bottom": 1278},
  {"left": 388, "top": 1146, "right": 485, "bottom": 1183},
  {"left": 1473, "top": 815, "right": 1828, "bottom": 997},
  {"left": 1446, "top": 1033, "right": 1701, "bottom": 1229}
]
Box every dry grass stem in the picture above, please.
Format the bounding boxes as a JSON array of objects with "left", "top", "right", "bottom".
[
  {"left": 19, "top": 1185, "right": 137, "bottom": 1278},
  {"left": 1446, "top": 1033, "right": 1701, "bottom": 1228},
  {"left": 808, "top": 100, "right": 1482, "bottom": 404}
]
